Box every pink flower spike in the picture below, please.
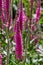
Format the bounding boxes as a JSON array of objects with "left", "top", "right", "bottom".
[
  {"left": 15, "top": 21, "right": 23, "bottom": 60},
  {"left": 18, "top": 0, "right": 27, "bottom": 31},
  {"left": 6, "top": 0, "right": 10, "bottom": 15},
  {"left": 1, "top": 0, "right": 6, "bottom": 22},
  {"left": 0, "top": 0, "right": 2, "bottom": 16}
]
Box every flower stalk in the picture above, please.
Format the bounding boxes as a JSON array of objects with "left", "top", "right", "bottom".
[{"left": 15, "top": 21, "right": 23, "bottom": 60}]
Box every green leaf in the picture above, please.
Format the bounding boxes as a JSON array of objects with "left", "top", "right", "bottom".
[{"left": 1, "top": 40, "right": 7, "bottom": 47}]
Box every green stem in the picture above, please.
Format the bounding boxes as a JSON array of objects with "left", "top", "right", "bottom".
[
  {"left": 29, "top": 1, "right": 33, "bottom": 64},
  {"left": 5, "top": 28, "right": 9, "bottom": 65}
]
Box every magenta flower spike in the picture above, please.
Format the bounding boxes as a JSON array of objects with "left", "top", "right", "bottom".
[
  {"left": 0, "top": 54, "right": 2, "bottom": 65},
  {"left": 18, "top": 0, "right": 27, "bottom": 31},
  {"left": 15, "top": 9, "right": 27, "bottom": 32},
  {"left": 3, "top": 0, "right": 10, "bottom": 23},
  {"left": 2, "top": 0, "right": 12, "bottom": 28},
  {"left": 14, "top": 11, "right": 27, "bottom": 33},
  {"left": 2, "top": 0, "right": 8, "bottom": 22},
  {"left": 35, "top": 0, "right": 41, "bottom": 22},
  {"left": 14, "top": 0, "right": 27, "bottom": 33},
  {"left": 0, "top": 0, "right": 2, "bottom": 11},
  {"left": 14, "top": 12, "right": 27, "bottom": 41},
  {"left": 15, "top": 21, "right": 23, "bottom": 60},
  {"left": 0, "top": 0, "right": 2, "bottom": 17},
  {"left": 6, "top": 0, "right": 10, "bottom": 15},
  {"left": 19, "top": 0, "right": 23, "bottom": 31},
  {"left": 2, "top": 0, "right": 6, "bottom": 22}
]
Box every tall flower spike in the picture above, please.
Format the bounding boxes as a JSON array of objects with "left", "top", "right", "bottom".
[
  {"left": 6, "top": 0, "right": 10, "bottom": 19},
  {"left": 0, "top": 0, "right": 2, "bottom": 17},
  {"left": 2, "top": 0, "right": 12, "bottom": 28},
  {"left": 18, "top": 0, "right": 27, "bottom": 31},
  {"left": 6, "top": 0, "right": 10, "bottom": 12},
  {"left": 14, "top": 0, "right": 27, "bottom": 33},
  {"left": 35, "top": 0, "right": 41, "bottom": 22},
  {"left": 0, "top": 54, "right": 2, "bottom": 65},
  {"left": 6, "top": 0, "right": 12, "bottom": 28},
  {"left": 15, "top": 21, "right": 23, "bottom": 60},
  {"left": 2, "top": 0, "right": 6, "bottom": 22},
  {"left": 14, "top": 11, "right": 27, "bottom": 40}
]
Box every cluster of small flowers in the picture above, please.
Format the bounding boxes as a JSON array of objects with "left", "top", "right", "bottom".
[{"left": 0, "top": 0, "right": 12, "bottom": 28}]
